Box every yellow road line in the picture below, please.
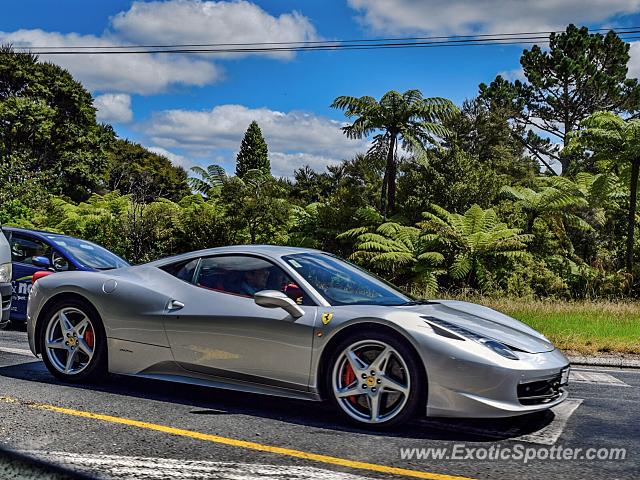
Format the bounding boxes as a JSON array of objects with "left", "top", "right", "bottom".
[{"left": 0, "top": 395, "right": 474, "bottom": 480}]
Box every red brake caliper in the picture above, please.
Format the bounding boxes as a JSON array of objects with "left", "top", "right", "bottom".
[
  {"left": 343, "top": 363, "right": 357, "bottom": 404},
  {"left": 84, "top": 328, "right": 95, "bottom": 349}
]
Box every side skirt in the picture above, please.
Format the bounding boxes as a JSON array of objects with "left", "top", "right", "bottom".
[{"left": 129, "top": 370, "right": 322, "bottom": 402}]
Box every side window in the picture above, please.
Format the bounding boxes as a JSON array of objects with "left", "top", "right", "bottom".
[
  {"left": 52, "top": 250, "right": 74, "bottom": 272},
  {"left": 9, "top": 235, "right": 51, "bottom": 265},
  {"left": 194, "top": 255, "right": 313, "bottom": 305},
  {"left": 160, "top": 258, "right": 199, "bottom": 283}
]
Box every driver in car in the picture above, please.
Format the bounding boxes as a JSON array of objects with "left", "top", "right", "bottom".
[{"left": 239, "top": 268, "right": 270, "bottom": 296}]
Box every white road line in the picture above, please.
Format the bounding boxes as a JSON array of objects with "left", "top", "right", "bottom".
[
  {"left": 22, "top": 451, "right": 375, "bottom": 480},
  {"left": 0, "top": 347, "right": 35, "bottom": 357},
  {"left": 514, "top": 398, "right": 583, "bottom": 445},
  {"left": 569, "top": 371, "right": 630, "bottom": 386},
  {"left": 572, "top": 366, "right": 638, "bottom": 373}
]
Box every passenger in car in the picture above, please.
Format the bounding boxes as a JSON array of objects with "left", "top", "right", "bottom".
[{"left": 238, "top": 268, "right": 270, "bottom": 296}]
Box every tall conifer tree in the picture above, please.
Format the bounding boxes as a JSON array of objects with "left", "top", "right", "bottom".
[{"left": 235, "top": 121, "right": 270, "bottom": 178}]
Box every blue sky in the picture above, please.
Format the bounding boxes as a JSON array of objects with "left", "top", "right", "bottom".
[{"left": 3, "top": 0, "right": 640, "bottom": 176}]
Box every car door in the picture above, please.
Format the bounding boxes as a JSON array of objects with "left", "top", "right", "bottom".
[
  {"left": 161, "top": 254, "right": 318, "bottom": 391},
  {"left": 7, "top": 233, "right": 52, "bottom": 322}
]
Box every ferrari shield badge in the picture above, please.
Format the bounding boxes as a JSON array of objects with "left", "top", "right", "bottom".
[{"left": 321, "top": 312, "right": 333, "bottom": 325}]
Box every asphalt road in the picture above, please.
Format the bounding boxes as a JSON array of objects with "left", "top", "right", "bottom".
[{"left": 0, "top": 326, "right": 638, "bottom": 480}]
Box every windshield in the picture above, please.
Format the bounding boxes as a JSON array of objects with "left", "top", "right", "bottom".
[
  {"left": 47, "top": 235, "right": 129, "bottom": 270},
  {"left": 283, "top": 253, "right": 411, "bottom": 306}
]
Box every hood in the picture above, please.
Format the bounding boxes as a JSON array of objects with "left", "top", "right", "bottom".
[{"left": 405, "top": 300, "right": 554, "bottom": 354}]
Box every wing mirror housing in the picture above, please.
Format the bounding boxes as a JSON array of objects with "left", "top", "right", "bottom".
[
  {"left": 254, "top": 290, "right": 304, "bottom": 319},
  {"left": 32, "top": 256, "right": 52, "bottom": 269}
]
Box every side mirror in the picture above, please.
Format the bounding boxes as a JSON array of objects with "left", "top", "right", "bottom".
[
  {"left": 32, "top": 256, "right": 51, "bottom": 269},
  {"left": 254, "top": 290, "right": 304, "bottom": 319}
]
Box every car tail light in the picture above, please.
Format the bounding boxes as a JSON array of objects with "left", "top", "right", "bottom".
[{"left": 32, "top": 271, "right": 54, "bottom": 283}]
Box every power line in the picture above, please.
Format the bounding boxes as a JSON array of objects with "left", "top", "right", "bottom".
[
  {"left": 4, "top": 27, "right": 640, "bottom": 55},
  {"left": 12, "top": 26, "right": 640, "bottom": 50},
  {"left": 12, "top": 36, "right": 638, "bottom": 55}
]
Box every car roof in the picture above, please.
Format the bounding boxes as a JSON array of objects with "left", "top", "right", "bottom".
[
  {"left": 147, "top": 245, "right": 325, "bottom": 266},
  {"left": 2, "top": 226, "right": 70, "bottom": 241}
]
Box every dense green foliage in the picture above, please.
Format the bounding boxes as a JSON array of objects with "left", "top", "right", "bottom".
[
  {"left": 0, "top": 45, "right": 189, "bottom": 229},
  {"left": 567, "top": 112, "right": 640, "bottom": 272},
  {"left": 3, "top": 26, "right": 640, "bottom": 299},
  {"left": 0, "top": 47, "right": 113, "bottom": 202},
  {"left": 106, "top": 139, "right": 190, "bottom": 202}
]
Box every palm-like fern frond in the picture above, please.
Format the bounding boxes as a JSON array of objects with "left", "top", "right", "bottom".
[
  {"left": 418, "top": 203, "right": 531, "bottom": 292},
  {"left": 188, "top": 164, "right": 227, "bottom": 197},
  {"left": 340, "top": 221, "right": 443, "bottom": 292}
]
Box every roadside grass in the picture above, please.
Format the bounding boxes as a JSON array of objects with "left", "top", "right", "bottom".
[{"left": 444, "top": 296, "right": 640, "bottom": 355}]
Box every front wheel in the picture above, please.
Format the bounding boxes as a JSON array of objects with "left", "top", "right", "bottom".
[
  {"left": 326, "top": 330, "right": 424, "bottom": 428},
  {"left": 39, "top": 298, "right": 107, "bottom": 383}
]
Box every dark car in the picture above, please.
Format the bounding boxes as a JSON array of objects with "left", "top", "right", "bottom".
[{"left": 1, "top": 227, "right": 129, "bottom": 326}]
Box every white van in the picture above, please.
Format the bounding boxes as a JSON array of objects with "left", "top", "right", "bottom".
[{"left": 0, "top": 231, "right": 12, "bottom": 327}]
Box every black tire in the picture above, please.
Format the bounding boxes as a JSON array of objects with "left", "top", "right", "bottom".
[
  {"left": 39, "top": 297, "right": 107, "bottom": 383},
  {"left": 324, "top": 329, "right": 425, "bottom": 429}
]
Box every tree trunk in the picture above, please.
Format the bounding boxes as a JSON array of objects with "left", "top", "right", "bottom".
[
  {"left": 388, "top": 135, "right": 398, "bottom": 214},
  {"left": 382, "top": 134, "right": 397, "bottom": 217},
  {"left": 626, "top": 159, "right": 639, "bottom": 274},
  {"left": 559, "top": 153, "right": 571, "bottom": 175},
  {"left": 560, "top": 80, "right": 572, "bottom": 175},
  {"left": 526, "top": 214, "right": 535, "bottom": 233},
  {"left": 380, "top": 170, "right": 389, "bottom": 219}
]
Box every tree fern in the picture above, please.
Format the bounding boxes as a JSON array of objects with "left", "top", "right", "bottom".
[
  {"left": 188, "top": 164, "right": 227, "bottom": 198},
  {"left": 340, "top": 221, "right": 443, "bottom": 294},
  {"left": 418, "top": 204, "right": 532, "bottom": 292},
  {"left": 332, "top": 89, "right": 458, "bottom": 215}
]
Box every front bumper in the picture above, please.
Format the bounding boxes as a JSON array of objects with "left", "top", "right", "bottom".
[
  {"left": 424, "top": 347, "right": 570, "bottom": 418},
  {"left": 0, "top": 282, "right": 11, "bottom": 322}
]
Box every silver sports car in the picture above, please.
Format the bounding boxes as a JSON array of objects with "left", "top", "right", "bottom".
[{"left": 27, "top": 246, "right": 570, "bottom": 427}]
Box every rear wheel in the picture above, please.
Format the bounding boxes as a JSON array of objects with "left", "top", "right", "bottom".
[
  {"left": 326, "top": 330, "right": 424, "bottom": 428},
  {"left": 39, "top": 298, "right": 107, "bottom": 383}
]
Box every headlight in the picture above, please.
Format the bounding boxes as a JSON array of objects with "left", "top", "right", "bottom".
[
  {"left": 423, "top": 316, "right": 519, "bottom": 360},
  {"left": 476, "top": 338, "right": 519, "bottom": 360},
  {"left": 0, "top": 263, "right": 11, "bottom": 283}
]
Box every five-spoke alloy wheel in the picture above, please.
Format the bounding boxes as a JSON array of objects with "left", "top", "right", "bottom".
[
  {"left": 327, "top": 331, "right": 424, "bottom": 428},
  {"left": 39, "top": 298, "right": 107, "bottom": 382}
]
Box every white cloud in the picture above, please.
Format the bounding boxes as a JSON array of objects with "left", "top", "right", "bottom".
[
  {"left": 269, "top": 152, "right": 342, "bottom": 177},
  {"left": 628, "top": 41, "right": 640, "bottom": 79},
  {"left": 498, "top": 68, "right": 526, "bottom": 82},
  {"left": 1, "top": 29, "right": 220, "bottom": 95},
  {"left": 94, "top": 93, "right": 133, "bottom": 123},
  {"left": 111, "top": 0, "right": 317, "bottom": 60},
  {"left": 140, "top": 104, "right": 369, "bottom": 177},
  {"left": 0, "top": 1, "right": 317, "bottom": 94},
  {"left": 347, "top": 0, "right": 640, "bottom": 35}
]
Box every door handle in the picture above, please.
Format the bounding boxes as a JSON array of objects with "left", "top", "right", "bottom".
[{"left": 168, "top": 300, "right": 184, "bottom": 311}]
